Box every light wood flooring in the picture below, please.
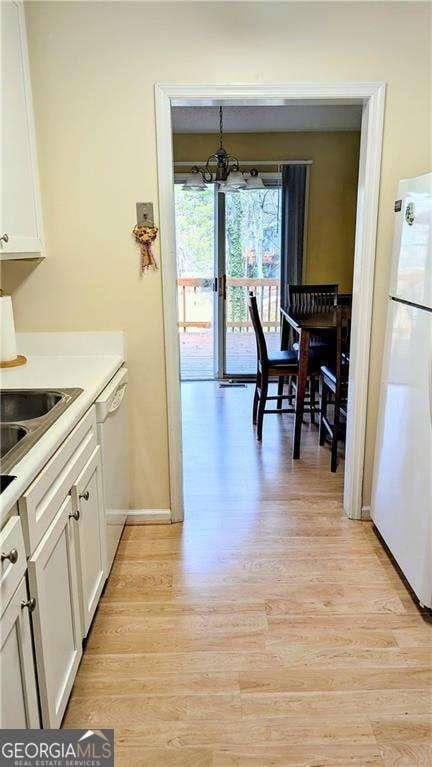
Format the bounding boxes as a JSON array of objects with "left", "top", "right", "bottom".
[{"left": 64, "top": 382, "right": 432, "bottom": 765}]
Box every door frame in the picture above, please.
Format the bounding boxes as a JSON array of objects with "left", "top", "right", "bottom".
[{"left": 155, "top": 82, "right": 386, "bottom": 523}]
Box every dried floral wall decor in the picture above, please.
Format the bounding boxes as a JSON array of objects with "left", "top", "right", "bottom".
[{"left": 132, "top": 224, "right": 159, "bottom": 273}]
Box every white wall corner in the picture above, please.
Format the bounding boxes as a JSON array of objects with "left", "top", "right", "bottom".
[
  {"left": 361, "top": 505, "right": 371, "bottom": 520},
  {"left": 126, "top": 509, "right": 172, "bottom": 524}
]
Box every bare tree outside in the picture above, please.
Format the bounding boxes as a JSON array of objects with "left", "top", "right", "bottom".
[{"left": 175, "top": 184, "right": 282, "bottom": 378}]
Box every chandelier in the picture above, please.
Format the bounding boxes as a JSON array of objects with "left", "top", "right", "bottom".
[{"left": 182, "top": 106, "right": 264, "bottom": 192}]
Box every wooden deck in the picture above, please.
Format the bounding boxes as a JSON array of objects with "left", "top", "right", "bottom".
[
  {"left": 179, "top": 330, "right": 281, "bottom": 378},
  {"left": 64, "top": 382, "right": 432, "bottom": 765}
]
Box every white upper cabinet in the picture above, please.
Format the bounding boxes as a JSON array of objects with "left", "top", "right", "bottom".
[{"left": 1, "top": 0, "right": 44, "bottom": 258}]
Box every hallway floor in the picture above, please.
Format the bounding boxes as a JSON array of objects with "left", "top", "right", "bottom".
[{"left": 64, "top": 382, "right": 432, "bottom": 765}]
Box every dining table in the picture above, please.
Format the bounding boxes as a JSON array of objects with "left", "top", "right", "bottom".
[{"left": 280, "top": 306, "right": 339, "bottom": 459}]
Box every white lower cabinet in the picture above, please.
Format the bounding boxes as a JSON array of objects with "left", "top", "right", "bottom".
[
  {"left": 28, "top": 495, "right": 82, "bottom": 728},
  {"left": 1, "top": 402, "right": 117, "bottom": 728},
  {"left": 71, "top": 446, "right": 107, "bottom": 637},
  {"left": 0, "top": 576, "right": 40, "bottom": 728}
]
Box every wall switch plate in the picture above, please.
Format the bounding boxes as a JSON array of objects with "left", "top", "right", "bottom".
[{"left": 136, "top": 202, "right": 154, "bottom": 226}]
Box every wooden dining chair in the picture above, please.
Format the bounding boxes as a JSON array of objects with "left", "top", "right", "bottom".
[
  {"left": 337, "top": 293, "right": 352, "bottom": 307},
  {"left": 319, "top": 306, "right": 351, "bottom": 471},
  {"left": 284, "top": 283, "right": 339, "bottom": 412},
  {"left": 248, "top": 293, "right": 320, "bottom": 441},
  {"left": 287, "top": 284, "right": 338, "bottom": 314},
  {"left": 286, "top": 284, "right": 338, "bottom": 350}
]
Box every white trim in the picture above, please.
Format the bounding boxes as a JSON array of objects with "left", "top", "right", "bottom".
[
  {"left": 126, "top": 509, "right": 172, "bottom": 525},
  {"left": 164, "top": 82, "right": 385, "bottom": 104},
  {"left": 343, "top": 85, "right": 386, "bottom": 520},
  {"left": 155, "top": 86, "right": 184, "bottom": 524},
  {"left": 154, "top": 82, "right": 386, "bottom": 523}
]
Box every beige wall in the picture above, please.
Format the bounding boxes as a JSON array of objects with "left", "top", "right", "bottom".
[
  {"left": 4, "top": 1, "right": 430, "bottom": 509},
  {"left": 174, "top": 131, "right": 361, "bottom": 293}
]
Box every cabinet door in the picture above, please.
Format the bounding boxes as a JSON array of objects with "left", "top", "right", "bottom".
[
  {"left": 71, "top": 446, "right": 107, "bottom": 637},
  {"left": 1, "top": 0, "right": 43, "bottom": 255},
  {"left": 28, "top": 495, "right": 82, "bottom": 728},
  {"left": 0, "top": 576, "right": 40, "bottom": 728}
]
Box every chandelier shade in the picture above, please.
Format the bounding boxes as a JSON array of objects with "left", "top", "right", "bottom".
[
  {"left": 183, "top": 106, "right": 263, "bottom": 191},
  {"left": 181, "top": 169, "right": 207, "bottom": 191},
  {"left": 244, "top": 168, "right": 265, "bottom": 189}
]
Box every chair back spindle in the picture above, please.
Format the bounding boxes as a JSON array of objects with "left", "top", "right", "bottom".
[{"left": 288, "top": 284, "right": 338, "bottom": 314}]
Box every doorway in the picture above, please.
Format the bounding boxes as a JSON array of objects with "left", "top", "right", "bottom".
[
  {"left": 175, "top": 178, "right": 283, "bottom": 380},
  {"left": 155, "top": 83, "right": 386, "bottom": 522}
]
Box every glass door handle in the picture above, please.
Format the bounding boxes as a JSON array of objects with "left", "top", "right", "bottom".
[{"left": 213, "top": 277, "right": 225, "bottom": 297}]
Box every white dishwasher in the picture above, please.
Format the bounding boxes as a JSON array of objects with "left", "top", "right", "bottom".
[{"left": 95, "top": 366, "right": 129, "bottom": 573}]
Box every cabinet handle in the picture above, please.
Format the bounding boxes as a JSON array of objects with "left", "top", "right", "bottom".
[
  {"left": 69, "top": 509, "right": 80, "bottom": 521},
  {"left": 79, "top": 490, "right": 90, "bottom": 502},
  {"left": 1, "top": 548, "right": 18, "bottom": 564},
  {"left": 21, "top": 597, "right": 36, "bottom": 612},
  {"left": 0, "top": 233, "right": 9, "bottom": 244}
]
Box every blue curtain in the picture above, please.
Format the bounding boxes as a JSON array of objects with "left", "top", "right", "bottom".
[{"left": 280, "top": 165, "right": 307, "bottom": 308}]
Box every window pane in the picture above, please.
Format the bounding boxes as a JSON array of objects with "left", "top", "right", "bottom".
[
  {"left": 225, "top": 187, "right": 282, "bottom": 375},
  {"left": 175, "top": 185, "right": 215, "bottom": 380}
]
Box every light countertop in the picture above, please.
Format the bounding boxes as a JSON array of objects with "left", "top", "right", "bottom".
[{"left": 1, "top": 332, "right": 124, "bottom": 519}]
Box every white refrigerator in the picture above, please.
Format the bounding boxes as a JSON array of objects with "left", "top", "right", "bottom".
[{"left": 371, "top": 172, "right": 432, "bottom": 608}]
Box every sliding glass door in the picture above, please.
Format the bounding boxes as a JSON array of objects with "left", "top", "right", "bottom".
[
  {"left": 174, "top": 179, "right": 282, "bottom": 380},
  {"left": 175, "top": 183, "right": 217, "bottom": 380},
  {"left": 223, "top": 185, "right": 282, "bottom": 376}
]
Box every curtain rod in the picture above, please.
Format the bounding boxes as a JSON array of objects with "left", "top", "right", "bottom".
[{"left": 173, "top": 160, "right": 313, "bottom": 167}]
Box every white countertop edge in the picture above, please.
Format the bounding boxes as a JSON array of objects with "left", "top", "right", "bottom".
[{"left": 1, "top": 354, "right": 124, "bottom": 518}]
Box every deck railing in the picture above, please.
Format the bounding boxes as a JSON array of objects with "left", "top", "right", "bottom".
[{"left": 177, "top": 277, "right": 280, "bottom": 333}]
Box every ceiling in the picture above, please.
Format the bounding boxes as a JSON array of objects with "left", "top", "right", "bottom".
[{"left": 171, "top": 105, "right": 363, "bottom": 134}]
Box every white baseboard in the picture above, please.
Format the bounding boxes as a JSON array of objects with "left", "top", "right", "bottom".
[
  {"left": 126, "top": 509, "right": 172, "bottom": 525},
  {"left": 361, "top": 505, "right": 371, "bottom": 520}
]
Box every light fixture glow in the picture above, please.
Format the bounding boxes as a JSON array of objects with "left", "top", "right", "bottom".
[
  {"left": 245, "top": 168, "right": 265, "bottom": 189},
  {"left": 183, "top": 107, "right": 263, "bottom": 191}
]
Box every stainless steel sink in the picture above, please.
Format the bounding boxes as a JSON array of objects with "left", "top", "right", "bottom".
[
  {"left": 0, "top": 388, "right": 83, "bottom": 473},
  {"left": 1, "top": 390, "right": 63, "bottom": 421},
  {"left": 1, "top": 424, "right": 28, "bottom": 458}
]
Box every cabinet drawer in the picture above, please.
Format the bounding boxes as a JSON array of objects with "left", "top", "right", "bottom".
[
  {"left": 19, "top": 407, "right": 97, "bottom": 555},
  {"left": 0, "top": 516, "right": 26, "bottom": 615}
]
